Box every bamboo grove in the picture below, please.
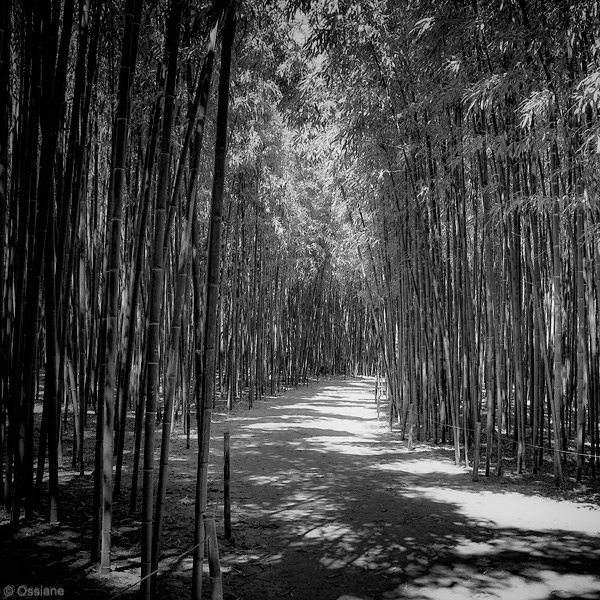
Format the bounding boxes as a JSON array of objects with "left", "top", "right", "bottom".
[
  {"left": 0, "top": 0, "right": 377, "bottom": 596},
  {"left": 300, "top": 0, "right": 600, "bottom": 489},
  {"left": 2, "top": 0, "right": 600, "bottom": 596}
]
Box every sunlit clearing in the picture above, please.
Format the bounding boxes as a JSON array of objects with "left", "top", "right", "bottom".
[
  {"left": 273, "top": 400, "right": 378, "bottom": 419},
  {"left": 371, "top": 458, "right": 468, "bottom": 475},
  {"left": 402, "top": 486, "right": 600, "bottom": 535},
  {"left": 303, "top": 435, "right": 391, "bottom": 455},
  {"left": 242, "top": 417, "right": 378, "bottom": 437}
]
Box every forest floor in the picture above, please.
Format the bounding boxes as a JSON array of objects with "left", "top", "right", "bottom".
[{"left": 2, "top": 376, "right": 600, "bottom": 600}]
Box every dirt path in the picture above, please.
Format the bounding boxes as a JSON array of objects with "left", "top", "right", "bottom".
[
  {"left": 179, "top": 376, "right": 600, "bottom": 600},
  {"left": 2, "top": 377, "right": 600, "bottom": 600}
]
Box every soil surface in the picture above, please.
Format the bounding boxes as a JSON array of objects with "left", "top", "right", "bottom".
[{"left": 2, "top": 376, "right": 600, "bottom": 600}]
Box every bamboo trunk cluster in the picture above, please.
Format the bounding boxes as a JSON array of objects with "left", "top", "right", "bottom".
[
  {"left": 327, "top": 0, "right": 600, "bottom": 489},
  {"left": 3, "top": 4, "right": 600, "bottom": 600}
]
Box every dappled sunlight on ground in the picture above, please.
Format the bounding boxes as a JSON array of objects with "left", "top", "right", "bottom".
[
  {"left": 192, "top": 377, "right": 600, "bottom": 600},
  {"left": 402, "top": 485, "right": 600, "bottom": 534},
  {"left": 303, "top": 435, "right": 391, "bottom": 456},
  {"left": 371, "top": 457, "right": 469, "bottom": 475},
  {"left": 384, "top": 565, "right": 600, "bottom": 600},
  {"left": 5, "top": 376, "right": 599, "bottom": 600}
]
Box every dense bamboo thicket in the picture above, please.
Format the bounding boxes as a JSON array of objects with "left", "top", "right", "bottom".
[
  {"left": 301, "top": 0, "right": 600, "bottom": 488},
  {"left": 1, "top": 0, "right": 600, "bottom": 596},
  {"left": 0, "top": 1, "right": 376, "bottom": 594}
]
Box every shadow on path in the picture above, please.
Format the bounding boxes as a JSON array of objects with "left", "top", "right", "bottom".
[
  {"left": 198, "top": 377, "right": 600, "bottom": 600},
  {"left": 2, "top": 377, "right": 599, "bottom": 600}
]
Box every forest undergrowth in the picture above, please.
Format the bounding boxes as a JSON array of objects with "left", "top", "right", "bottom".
[{"left": 1, "top": 377, "right": 599, "bottom": 600}]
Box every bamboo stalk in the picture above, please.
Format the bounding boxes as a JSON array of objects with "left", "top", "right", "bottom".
[
  {"left": 472, "top": 422, "right": 481, "bottom": 482},
  {"left": 224, "top": 432, "right": 231, "bottom": 540},
  {"left": 192, "top": 6, "right": 236, "bottom": 598},
  {"left": 204, "top": 514, "right": 223, "bottom": 600}
]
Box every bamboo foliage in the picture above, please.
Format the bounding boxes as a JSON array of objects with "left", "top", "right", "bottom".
[
  {"left": 301, "top": 0, "right": 600, "bottom": 486},
  {"left": 3, "top": 2, "right": 600, "bottom": 599}
]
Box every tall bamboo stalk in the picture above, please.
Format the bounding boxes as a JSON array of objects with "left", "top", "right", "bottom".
[
  {"left": 140, "top": 0, "right": 181, "bottom": 596},
  {"left": 192, "top": 4, "right": 236, "bottom": 598}
]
